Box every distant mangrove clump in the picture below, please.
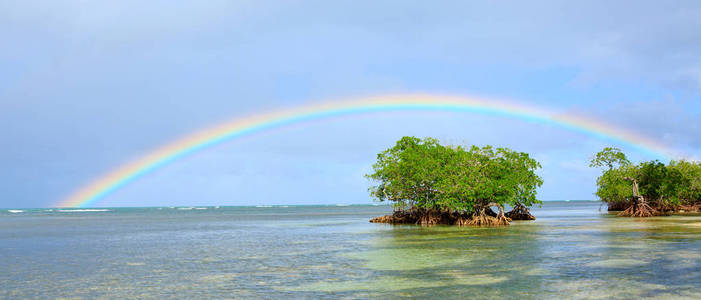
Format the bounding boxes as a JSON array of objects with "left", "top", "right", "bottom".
[
  {"left": 591, "top": 147, "right": 701, "bottom": 217},
  {"left": 367, "top": 136, "right": 543, "bottom": 226}
]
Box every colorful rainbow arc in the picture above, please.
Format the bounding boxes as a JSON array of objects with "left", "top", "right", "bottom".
[{"left": 56, "top": 94, "right": 677, "bottom": 208}]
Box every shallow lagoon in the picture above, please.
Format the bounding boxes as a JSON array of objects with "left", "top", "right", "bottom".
[{"left": 1, "top": 202, "right": 701, "bottom": 299}]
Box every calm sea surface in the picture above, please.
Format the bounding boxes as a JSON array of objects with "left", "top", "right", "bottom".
[{"left": 2, "top": 202, "right": 701, "bottom": 299}]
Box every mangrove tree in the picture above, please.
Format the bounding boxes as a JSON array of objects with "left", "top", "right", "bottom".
[
  {"left": 367, "top": 136, "right": 543, "bottom": 226},
  {"left": 591, "top": 148, "right": 701, "bottom": 216}
]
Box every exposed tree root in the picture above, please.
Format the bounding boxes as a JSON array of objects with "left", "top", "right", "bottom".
[
  {"left": 417, "top": 209, "right": 442, "bottom": 225},
  {"left": 370, "top": 210, "right": 417, "bottom": 224},
  {"left": 467, "top": 205, "right": 510, "bottom": 226},
  {"left": 618, "top": 199, "right": 656, "bottom": 217},
  {"left": 618, "top": 177, "right": 657, "bottom": 217},
  {"left": 653, "top": 202, "right": 676, "bottom": 215},
  {"left": 677, "top": 203, "right": 701, "bottom": 213},
  {"left": 369, "top": 215, "right": 396, "bottom": 223},
  {"left": 370, "top": 207, "right": 509, "bottom": 226},
  {"left": 454, "top": 217, "right": 471, "bottom": 226},
  {"left": 466, "top": 214, "right": 510, "bottom": 226},
  {"left": 505, "top": 203, "right": 536, "bottom": 221},
  {"left": 495, "top": 204, "right": 512, "bottom": 225}
]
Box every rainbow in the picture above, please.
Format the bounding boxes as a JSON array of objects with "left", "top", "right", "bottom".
[{"left": 56, "top": 94, "right": 677, "bottom": 207}]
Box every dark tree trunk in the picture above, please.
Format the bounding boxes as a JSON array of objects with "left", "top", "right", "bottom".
[
  {"left": 505, "top": 203, "right": 536, "bottom": 220},
  {"left": 618, "top": 177, "right": 656, "bottom": 217}
]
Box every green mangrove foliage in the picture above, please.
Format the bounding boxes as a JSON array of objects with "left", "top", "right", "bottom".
[
  {"left": 591, "top": 148, "right": 701, "bottom": 217},
  {"left": 367, "top": 136, "right": 543, "bottom": 225}
]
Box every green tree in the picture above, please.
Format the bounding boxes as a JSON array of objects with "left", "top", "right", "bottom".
[
  {"left": 501, "top": 149, "right": 543, "bottom": 220},
  {"left": 591, "top": 147, "right": 635, "bottom": 211},
  {"left": 589, "top": 148, "right": 701, "bottom": 217},
  {"left": 590, "top": 147, "right": 630, "bottom": 170},
  {"left": 366, "top": 136, "right": 444, "bottom": 211},
  {"left": 637, "top": 160, "right": 667, "bottom": 203},
  {"left": 667, "top": 160, "right": 701, "bottom": 204},
  {"left": 367, "top": 136, "right": 543, "bottom": 225},
  {"left": 594, "top": 164, "right": 635, "bottom": 204}
]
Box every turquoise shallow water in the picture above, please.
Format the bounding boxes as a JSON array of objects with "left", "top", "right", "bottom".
[{"left": 2, "top": 202, "right": 701, "bottom": 299}]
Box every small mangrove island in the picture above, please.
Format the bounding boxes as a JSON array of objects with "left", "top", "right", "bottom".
[
  {"left": 367, "top": 136, "right": 543, "bottom": 226},
  {"left": 591, "top": 147, "right": 701, "bottom": 217}
]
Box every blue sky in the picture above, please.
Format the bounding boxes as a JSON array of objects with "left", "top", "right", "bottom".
[{"left": 2, "top": 1, "right": 700, "bottom": 208}]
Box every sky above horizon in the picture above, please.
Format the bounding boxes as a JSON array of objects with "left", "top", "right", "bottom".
[{"left": 2, "top": 1, "right": 701, "bottom": 208}]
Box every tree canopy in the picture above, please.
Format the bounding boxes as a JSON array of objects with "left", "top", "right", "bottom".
[
  {"left": 589, "top": 147, "right": 630, "bottom": 170},
  {"left": 366, "top": 136, "right": 543, "bottom": 218}
]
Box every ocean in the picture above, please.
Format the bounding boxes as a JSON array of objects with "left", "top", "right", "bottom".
[{"left": 2, "top": 202, "right": 701, "bottom": 299}]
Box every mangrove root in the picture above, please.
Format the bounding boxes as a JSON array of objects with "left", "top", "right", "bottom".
[
  {"left": 618, "top": 177, "right": 657, "bottom": 217},
  {"left": 618, "top": 200, "right": 656, "bottom": 217},
  {"left": 505, "top": 203, "right": 536, "bottom": 221},
  {"left": 467, "top": 214, "right": 510, "bottom": 226},
  {"left": 370, "top": 208, "right": 505, "bottom": 226},
  {"left": 454, "top": 217, "right": 471, "bottom": 226},
  {"left": 467, "top": 206, "right": 511, "bottom": 226},
  {"left": 677, "top": 204, "right": 701, "bottom": 213},
  {"left": 370, "top": 210, "right": 418, "bottom": 224},
  {"left": 495, "top": 205, "right": 512, "bottom": 225},
  {"left": 417, "top": 210, "right": 442, "bottom": 225}
]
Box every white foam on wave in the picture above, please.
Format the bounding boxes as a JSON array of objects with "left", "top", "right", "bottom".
[
  {"left": 8, "top": 210, "right": 24, "bottom": 213},
  {"left": 256, "top": 205, "right": 273, "bottom": 208},
  {"left": 194, "top": 207, "right": 207, "bottom": 210},
  {"left": 336, "top": 204, "right": 350, "bottom": 207},
  {"left": 57, "top": 209, "right": 110, "bottom": 212},
  {"left": 177, "top": 207, "right": 193, "bottom": 210}
]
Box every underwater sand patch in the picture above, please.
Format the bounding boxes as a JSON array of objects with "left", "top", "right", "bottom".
[
  {"left": 667, "top": 250, "right": 701, "bottom": 260},
  {"left": 343, "top": 248, "right": 470, "bottom": 271},
  {"left": 286, "top": 273, "right": 506, "bottom": 293},
  {"left": 601, "top": 243, "right": 651, "bottom": 250},
  {"left": 586, "top": 258, "right": 648, "bottom": 268},
  {"left": 523, "top": 267, "right": 552, "bottom": 276},
  {"left": 284, "top": 245, "right": 345, "bottom": 256},
  {"left": 440, "top": 272, "right": 508, "bottom": 285},
  {"left": 548, "top": 278, "right": 670, "bottom": 299},
  {"left": 197, "top": 273, "right": 240, "bottom": 282},
  {"left": 284, "top": 276, "right": 451, "bottom": 292}
]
